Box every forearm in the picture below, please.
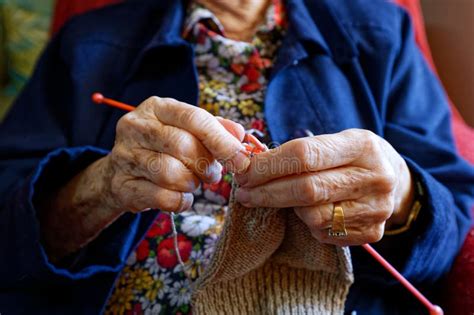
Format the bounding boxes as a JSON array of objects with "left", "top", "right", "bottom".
[{"left": 39, "top": 156, "right": 124, "bottom": 261}]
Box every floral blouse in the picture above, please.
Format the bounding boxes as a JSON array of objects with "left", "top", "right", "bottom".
[{"left": 105, "top": 2, "right": 287, "bottom": 314}]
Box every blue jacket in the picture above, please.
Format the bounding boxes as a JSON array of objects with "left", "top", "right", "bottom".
[{"left": 1, "top": 0, "right": 473, "bottom": 314}]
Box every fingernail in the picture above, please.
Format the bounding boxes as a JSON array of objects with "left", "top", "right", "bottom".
[
  {"left": 205, "top": 161, "right": 223, "bottom": 183},
  {"left": 234, "top": 173, "right": 249, "bottom": 186},
  {"left": 179, "top": 193, "right": 194, "bottom": 211},
  {"left": 235, "top": 188, "right": 250, "bottom": 204},
  {"left": 231, "top": 150, "right": 251, "bottom": 174}
]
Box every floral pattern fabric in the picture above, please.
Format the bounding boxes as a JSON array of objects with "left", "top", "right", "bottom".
[{"left": 106, "top": 2, "right": 286, "bottom": 314}]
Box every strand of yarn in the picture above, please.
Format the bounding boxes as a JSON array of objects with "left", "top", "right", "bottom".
[{"left": 170, "top": 212, "right": 194, "bottom": 283}]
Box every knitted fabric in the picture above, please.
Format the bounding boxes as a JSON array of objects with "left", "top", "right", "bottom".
[{"left": 191, "top": 185, "right": 354, "bottom": 314}]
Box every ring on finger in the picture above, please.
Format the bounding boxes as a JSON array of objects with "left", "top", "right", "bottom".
[{"left": 328, "top": 202, "right": 348, "bottom": 237}]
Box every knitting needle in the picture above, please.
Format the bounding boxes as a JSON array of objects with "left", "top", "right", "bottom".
[
  {"left": 92, "top": 92, "right": 444, "bottom": 315},
  {"left": 361, "top": 244, "right": 443, "bottom": 315},
  {"left": 92, "top": 93, "right": 135, "bottom": 112}
]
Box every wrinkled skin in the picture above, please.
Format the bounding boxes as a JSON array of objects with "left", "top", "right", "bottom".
[
  {"left": 40, "top": 97, "right": 249, "bottom": 260},
  {"left": 39, "top": 0, "right": 414, "bottom": 260},
  {"left": 234, "top": 129, "right": 414, "bottom": 246}
]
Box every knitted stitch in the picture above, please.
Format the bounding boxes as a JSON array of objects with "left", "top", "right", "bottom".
[{"left": 191, "top": 184, "right": 354, "bottom": 314}]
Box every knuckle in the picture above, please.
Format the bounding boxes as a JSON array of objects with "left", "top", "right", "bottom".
[
  {"left": 376, "top": 170, "right": 397, "bottom": 193},
  {"left": 312, "top": 175, "right": 330, "bottom": 204},
  {"left": 143, "top": 96, "right": 161, "bottom": 108},
  {"left": 169, "top": 133, "right": 198, "bottom": 163},
  {"left": 379, "top": 195, "right": 395, "bottom": 219},
  {"left": 296, "top": 177, "right": 318, "bottom": 204},
  {"left": 146, "top": 152, "right": 165, "bottom": 176},
  {"left": 362, "top": 130, "right": 381, "bottom": 154},
  {"left": 178, "top": 106, "right": 203, "bottom": 127},
  {"left": 298, "top": 140, "right": 322, "bottom": 172},
  {"left": 116, "top": 112, "right": 136, "bottom": 134},
  {"left": 110, "top": 146, "right": 131, "bottom": 169},
  {"left": 174, "top": 131, "right": 194, "bottom": 152},
  {"left": 292, "top": 140, "right": 310, "bottom": 167},
  {"left": 367, "top": 225, "right": 384, "bottom": 243},
  {"left": 373, "top": 207, "right": 392, "bottom": 223},
  {"left": 341, "top": 128, "right": 361, "bottom": 138}
]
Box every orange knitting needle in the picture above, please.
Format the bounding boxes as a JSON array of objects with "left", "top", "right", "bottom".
[
  {"left": 92, "top": 93, "right": 135, "bottom": 112},
  {"left": 91, "top": 92, "right": 443, "bottom": 315}
]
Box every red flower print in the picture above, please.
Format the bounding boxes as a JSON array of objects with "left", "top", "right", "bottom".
[
  {"left": 251, "top": 119, "right": 265, "bottom": 132},
  {"left": 157, "top": 235, "right": 192, "bottom": 269},
  {"left": 248, "top": 51, "right": 271, "bottom": 70},
  {"left": 241, "top": 82, "right": 262, "bottom": 93},
  {"left": 230, "top": 63, "right": 245, "bottom": 75},
  {"left": 217, "top": 181, "right": 232, "bottom": 200},
  {"left": 126, "top": 303, "right": 142, "bottom": 315},
  {"left": 136, "top": 239, "right": 150, "bottom": 262},
  {"left": 147, "top": 213, "right": 171, "bottom": 237},
  {"left": 196, "top": 24, "right": 208, "bottom": 44},
  {"left": 248, "top": 51, "right": 263, "bottom": 68},
  {"left": 274, "top": 1, "right": 288, "bottom": 27},
  {"left": 244, "top": 65, "right": 260, "bottom": 82},
  {"left": 203, "top": 180, "right": 231, "bottom": 200}
]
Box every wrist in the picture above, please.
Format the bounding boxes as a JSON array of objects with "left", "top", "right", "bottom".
[
  {"left": 91, "top": 155, "right": 125, "bottom": 216},
  {"left": 40, "top": 155, "right": 125, "bottom": 259}
]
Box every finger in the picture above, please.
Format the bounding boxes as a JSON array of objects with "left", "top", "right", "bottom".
[
  {"left": 294, "top": 198, "right": 392, "bottom": 246},
  {"left": 121, "top": 179, "right": 194, "bottom": 213},
  {"left": 216, "top": 116, "right": 246, "bottom": 142},
  {"left": 308, "top": 225, "right": 386, "bottom": 246},
  {"left": 114, "top": 147, "right": 200, "bottom": 192},
  {"left": 234, "top": 129, "right": 368, "bottom": 187},
  {"left": 235, "top": 167, "right": 385, "bottom": 208},
  {"left": 294, "top": 200, "right": 388, "bottom": 231},
  {"left": 151, "top": 124, "right": 223, "bottom": 183},
  {"left": 118, "top": 116, "right": 222, "bottom": 183},
  {"left": 146, "top": 97, "right": 250, "bottom": 174}
]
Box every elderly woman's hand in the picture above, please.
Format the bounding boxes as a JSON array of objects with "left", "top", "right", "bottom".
[
  {"left": 103, "top": 96, "right": 248, "bottom": 213},
  {"left": 234, "top": 129, "right": 414, "bottom": 246},
  {"left": 40, "top": 96, "right": 249, "bottom": 258}
]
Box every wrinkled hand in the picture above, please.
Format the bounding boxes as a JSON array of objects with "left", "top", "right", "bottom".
[
  {"left": 41, "top": 96, "right": 249, "bottom": 259},
  {"left": 103, "top": 96, "right": 249, "bottom": 213},
  {"left": 234, "top": 129, "right": 414, "bottom": 246}
]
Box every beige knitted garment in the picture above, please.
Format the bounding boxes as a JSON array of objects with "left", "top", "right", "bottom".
[{"left": 191, "top": 186, "right": 354, "bottom": 314}]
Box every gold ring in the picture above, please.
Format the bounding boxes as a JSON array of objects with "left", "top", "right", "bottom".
[{"left": 328, "top": 203, "right": 348, "bottom": 237}]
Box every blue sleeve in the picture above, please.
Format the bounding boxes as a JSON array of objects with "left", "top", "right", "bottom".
[
  {"left": 355, "top": 8, "right": 474, "bottom": 287},
  {"left": 0, "top": 29, "right": 142, "bottom": 287}
]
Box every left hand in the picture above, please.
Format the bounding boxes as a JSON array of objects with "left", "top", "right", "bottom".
[{"left": 234, "top": 129, "right": 414, "bottom": 246}]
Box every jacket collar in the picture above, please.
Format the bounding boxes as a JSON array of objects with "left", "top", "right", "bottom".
[
  {"left": 285, "top": 0, "right": 358, "bottom": 62},
  {"left": 128, "top": 0, "right": 358, "bottom": 80}
]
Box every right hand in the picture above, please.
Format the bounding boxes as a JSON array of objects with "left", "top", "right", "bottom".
[{"left": 102, "top": 96, "right": 249, "bottom": 214}]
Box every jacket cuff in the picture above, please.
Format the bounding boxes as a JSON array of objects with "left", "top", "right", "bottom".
[
  {"left": 396, "top": 157, "right": 468, "bottom": 282},
  {"left": 6, "top": 147, "right": 141, "bottom": 284},
  {"left": 354, "top": 156, "right": 471, "bottom": 286}
]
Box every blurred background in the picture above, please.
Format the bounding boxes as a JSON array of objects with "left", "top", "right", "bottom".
[{"left": 421, "top": 0, "right": 474, "bottom": 126}]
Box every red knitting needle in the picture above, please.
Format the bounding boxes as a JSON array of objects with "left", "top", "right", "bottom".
[
  {"left": 91, "top": 92, "right": 444, "bottom": 315},
  {"left": 362, "top": 244, "right": 443, "bottom": 315}
]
